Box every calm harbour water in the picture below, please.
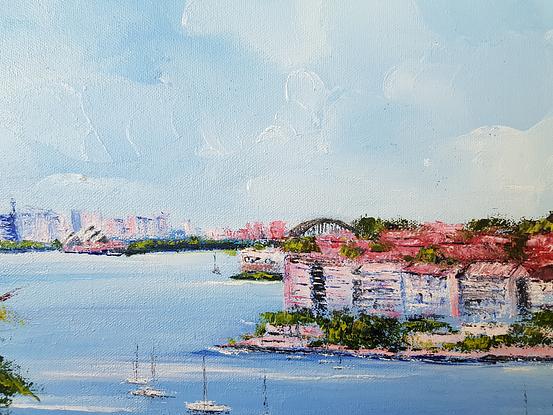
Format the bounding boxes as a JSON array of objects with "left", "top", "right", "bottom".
[{"left": 1, "top": 251, "right": 552, "bottom": 415}]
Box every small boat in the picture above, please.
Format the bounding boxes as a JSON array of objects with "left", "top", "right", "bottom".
[
  {"left": 125, "top": 345, "right": 149, "bottom": 385},
  {"left": 186, "top": 356, "right": 230, "bottom": 413},
  {"left": 212, "top": 253, "right": 221, "bottom": 275},
  {"left": 131, "top": 386, "right": 173, "bottom": 398},
  {"left": 131, "top": 346, "right": 170, "bottom": 398},
  {"left": 332, "top": 355, "right": 344, "bottom": 370}
]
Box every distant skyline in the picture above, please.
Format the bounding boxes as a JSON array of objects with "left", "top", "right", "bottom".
[{"left": 1, "top": 1, "right": 552, "bottom": 228}]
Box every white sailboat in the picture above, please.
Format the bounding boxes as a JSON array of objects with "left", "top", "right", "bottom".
[
  {"left": 125, "top": 345, "right": 149, "bottom": 385},
  {"left": 261, "top": 375, "right": 269, "bottom": 415},
  {"left": 131, "top": 347, "right": 172, "bottom": 398},
  {"left": 212, "top": 253, "right": 221, "bottom": 275},
  {"left": 186, "top": 356, "right": 230, "bottom": 414}
]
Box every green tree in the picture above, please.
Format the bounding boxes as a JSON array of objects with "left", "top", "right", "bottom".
[
  {"left": 339, "top": 242, "right": 364, "bottom": 259},
  {"left": 0, "top": 357, "right": 38, "bottom": 407},
  {"left": 0, "top": 292, "right": 38, "bottom": 407},
  {"left": 352, "top": 216, "right": 385, "bottom": 240},
  {"left": 281, "top": 237, "right": 320, "bottom": 253}
]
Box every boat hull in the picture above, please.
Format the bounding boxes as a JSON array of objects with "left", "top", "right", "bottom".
[{"left": 186, "top": 400, "right": 231, "bottom": 413}]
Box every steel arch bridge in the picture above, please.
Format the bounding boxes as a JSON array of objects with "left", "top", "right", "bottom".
[{"left": 288, "top": 218, "right": 356, "bottom": 237}]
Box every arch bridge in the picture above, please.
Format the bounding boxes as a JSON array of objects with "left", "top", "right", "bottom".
[{"left": 288, "top": 218, "right": 356, "bottom": 237}]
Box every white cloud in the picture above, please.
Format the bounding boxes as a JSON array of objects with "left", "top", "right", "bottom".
[
  {"left": 256, "top": 70, "right": 336, "bottom": 155},
  {"left": 182, "top": 0, "right": 329, "bottom": 70},
  {"left": 432, "top": 118, "right": 553, "bottom": 219}
]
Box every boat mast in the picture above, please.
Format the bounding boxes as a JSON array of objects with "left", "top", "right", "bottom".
[
  {"left": 150, "top": 346, "right": 156, "bottom": 383},
  {"left": 134, "top": 344, "right": 139, "bottom": 381},
  {"left": 203, "top": 355, "right": 208, "bottom": 403},
  {"left": 523, "top": 385, "right": 528, "bottom": 415},
  {"left": 262, "top": 375, "right": 268, "bottom": 415}
]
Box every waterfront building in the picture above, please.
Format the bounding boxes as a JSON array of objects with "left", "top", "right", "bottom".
[
  {"left": 401, "top": 264, "right": 458, "bottom": 318},
  {"left": 526, "top": 266, "right": 553, "bottom": 311},
  {"left": 457, "top": 262, "right": 527, "bottom": 322},
  {"left": 282, "top": 252, "right": 552, "bottom": 323},
  {"left": 352, "top": 262, "right": 405, "bottom": 317},
  {"left": 284, "top": 256, "right": 314, "bottom": 311},
  {"left": 240, "top": 248, "right": 286, "bottom": 275}
]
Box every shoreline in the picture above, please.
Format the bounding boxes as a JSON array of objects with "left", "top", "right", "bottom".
[{"left": 221, "top": 341, "right": 553, "bottom": 364}]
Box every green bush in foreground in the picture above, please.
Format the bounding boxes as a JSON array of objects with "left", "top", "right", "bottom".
[
  {"left": 251, "top": 309, "right": 553, "bottom": 353},
  {"left": 1, "top": 295, "right": 38, "bottom": 407},
  {"left": 0, "top": 357, "right": 39, "bottom": 407}
]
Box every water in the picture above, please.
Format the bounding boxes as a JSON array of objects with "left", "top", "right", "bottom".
[{"left": 1, "top": 251, "right": 552, "bottom": 415}]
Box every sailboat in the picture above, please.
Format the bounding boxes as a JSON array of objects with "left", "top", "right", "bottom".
[
  {"left": 131, "top": 347, "right": 172, "bottom": 398},
  {"left": 125, "top": 345, "right": 149, "bottom": 385},
  {"left": 332, "top": 355, "right": 344, "bottom": 370},
  {"left": 261, "top": 375, "right": 269, "bottom": 415},
  {"left": 186, "top": 356, "right": 231, "bottom": 413},
  {"left": 212, "top": 253, "right": 221, "bottom": 275}
]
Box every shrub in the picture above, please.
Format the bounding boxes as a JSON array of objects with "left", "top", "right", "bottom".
[
  {"left": 352, "top": 216, "right": 386, "bottom": 240},
  {"left": 353, "top": 216, "right": 419, "bottom": 240},
  {"left": 381, "top": 218, "right": 419, "bottom": 230},
  {"left": 414, "top": 246, "right": 456, "bottom": 265},
  {"left": 455, "top": 335, "right": 492, "bottom": 352},
  {"left": 530, "top": 308, "right": 553, "bottom": 329},
  {"left": 465, "top": 217, "right": 515, "bottom": 233},
  {"left": 402, "top": 318, "right": 453, "bottom": 334},
  {"left": 369, "top": 242, "right": 391, "bottom": 252},
  {"left": 320, "top": 311, "right": 403, "bottom": 351},
  {"left": 339, "top": 242, "right": 364, "bottom": 259},
  {"left": 254, "top": 322, "right": 267, "bottom": 337},
  {"left": 281, "top": 237, "right": 320, "bottom": 253},
  {"left": 415, "top": 246, "right": 442, "bottom": 263},
  {"left": 259, "top": 310, "right": 317, "bottom": 326}
]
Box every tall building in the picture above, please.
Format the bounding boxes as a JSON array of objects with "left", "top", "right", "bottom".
[
  {"left": 71, "top": 210, "right": 82, "bottom": 233},
  {"left": 0, "top": 199, "right": 19, "bottom": 241},
  {"left": 16, "top": 206, "right": 71, "bottom": 242},
  {"left": 155, "top": 212, "right": 170, "bottom": 237}
]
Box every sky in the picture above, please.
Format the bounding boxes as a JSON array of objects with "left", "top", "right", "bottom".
[{"left": 0, "top": 0, "right": 552, "bottom": 228}]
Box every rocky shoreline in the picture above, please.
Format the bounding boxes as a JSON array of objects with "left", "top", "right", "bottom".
[{"left": 221, "top": 340, "right": 553, "bottom": 364}]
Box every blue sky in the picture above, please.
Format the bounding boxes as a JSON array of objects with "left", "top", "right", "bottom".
[{"left": 0, "top": 1, "right": 552, "bottom": 228}]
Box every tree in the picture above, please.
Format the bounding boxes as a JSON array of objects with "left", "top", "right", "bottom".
[
  {"left": 351, "top": 216, "right": 385, "bottom": 240},
  {"left": 0, "top": 357, "right": 38, "bottom": 407},
  {"left": 0, "top": 291, "right": 39, "bottom": 407}
]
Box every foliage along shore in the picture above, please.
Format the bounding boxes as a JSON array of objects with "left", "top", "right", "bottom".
[
  {"left": 224, "top": 309, "right": 553, "bottom": 363},
  {"left": 229, "top": 271, "right": 283, "bottom": 281},
  {"left": 124, "top": 237, "right": 252, "bottom": 255},
  {"left": 0, "top": 240, "right": 60, "bottom": 253}
]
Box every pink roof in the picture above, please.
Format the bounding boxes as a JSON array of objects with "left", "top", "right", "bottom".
[
  {"left": 530, "top": 265, "right": 553, "bottom": 282},
  {"left": 464, "top": 262, "right": 529, "bottom": 278}
]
